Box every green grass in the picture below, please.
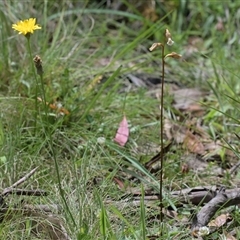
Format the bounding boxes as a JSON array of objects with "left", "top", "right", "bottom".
[{"left": 1, "top": 0, "right": 240, "bottom": 239}]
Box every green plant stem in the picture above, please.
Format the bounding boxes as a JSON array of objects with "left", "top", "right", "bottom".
[
  {"left": 27, "top": 37, "right": 76, "bottom": 227},
  {"left": 140, "top": 184, "right": 146, "bottom": 240},
  {"left": 27, "top": 36, "right": 76, "bottom": 227},
  {"left": 26, "top": 38, "right": 39, "bottom": 133},
  {"left": 38, "top": 73, "right": 77, "bottom": 228}
]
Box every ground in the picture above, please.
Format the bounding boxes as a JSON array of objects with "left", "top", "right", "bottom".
[{"left": 1, "top": 1, "right": 240, "bottom": 239}]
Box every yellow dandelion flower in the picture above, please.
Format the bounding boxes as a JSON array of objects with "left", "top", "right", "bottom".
[{"left": 12, "top": 18, "right": 41, "bottom": 35}]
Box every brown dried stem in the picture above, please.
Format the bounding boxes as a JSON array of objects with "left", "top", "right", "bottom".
[
  {"left": 160, "top": 43, "right": 165, "bottom": 223},
  {"left": 149, "top": 41, "right": 165, "bottom": 223}
]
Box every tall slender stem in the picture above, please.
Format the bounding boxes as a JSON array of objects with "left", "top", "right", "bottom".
[
  {"left": 149, "top": 29, "right": 178, "bottom": 236},
  {"left": 32, "top": 54, "right": 76, "bottom": 227},
  {"left": 38, "top": 73, "right": 77, "bottom": 228},
  {"left": 160, "top": 44, "right": 165, "bottom": 223},
  {"left": 26, "top": 38, "right": 39, "bottom": 133}
]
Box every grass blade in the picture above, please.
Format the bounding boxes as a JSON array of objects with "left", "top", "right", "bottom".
[{"left": 80, "top": 66, "right": 122, "bottom": 121}]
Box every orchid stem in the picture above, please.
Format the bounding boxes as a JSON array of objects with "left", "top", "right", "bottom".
[{"left": 160, "top": 44, "right": 165, "bottom": 224}]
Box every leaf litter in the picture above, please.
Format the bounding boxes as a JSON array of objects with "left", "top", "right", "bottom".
[{"left": 106, "top": 71, "right": 240, "bottom": 237}]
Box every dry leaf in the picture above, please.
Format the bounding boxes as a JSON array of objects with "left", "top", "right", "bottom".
[
  {"left": 162, "top": 208, "right": 178, "bottom": 219},
  {"left": 223, "top": 231, "right": 237, "bottom": 240},
  {"left": 165, "top": 52, "right": 182, "bottom": 59},
  {"left": 173, "top": 88, "right": 205, "bottom": 111},
  {"left": 215, "top": 18, "right": 224, "bottom": 31},
  {"left": 181, "top": 163, "right": 189, "bottom": 174},
  {"left": 37, "top": 97, "right": 70, "bottom": 115},
  {"left": 208, "top": 213, "right": 231, "bottom": 228},
  {"left": 183, "top": 130, "right": 205, "bottom": 154},
  {"left": 114, "top": 115, "right": 129, "bottom": 146},
  {"left": 113, "top": 177, "right": 125, "bottom": 189}
]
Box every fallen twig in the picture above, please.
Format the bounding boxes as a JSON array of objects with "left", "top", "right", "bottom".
[
  {"left": 170, "top": 186, "right": 240, "bottom": 231},
  {"left": 2, "top": 188, "right": 47, "bottom": 197},
  {"left": 191, "top": 187, "right": 229, "bottom": 230},
  {"left": 229, "top": 160, "right": 240, "bottom": 175},
  {"left": 2, "top": 167, "right": 39, "bottom": 196},
  {"left": 171, "top": 186, "right": 240, "bottom": 206},
  {"left": 0, "top": 167, "right": 71, "bottom": 239}
]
